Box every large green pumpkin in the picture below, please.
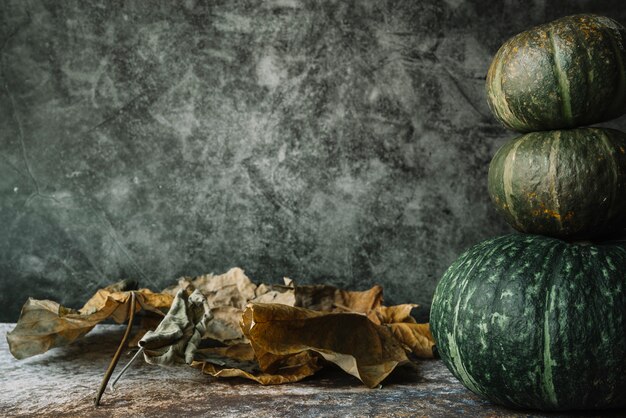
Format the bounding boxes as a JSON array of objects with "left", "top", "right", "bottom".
[
  {"left": 488, "top": 127, "right": 626, "bottom": 240},
  {"left": 486, "top": 14, "right": 626, "bottom": 132},
  {"left": 430, "top": 234, "right": 626, "bottom": 411}
]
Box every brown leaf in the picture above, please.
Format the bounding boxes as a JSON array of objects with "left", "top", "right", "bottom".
[
  {"left": 163, "top": 267, "right": 288, "bottom": 309},
  {"left": 294, "top": 283, "right": 383, "bottom": 313},
  {"left": 251, "top": 282, "right": 296, "bottom": 306},
  {"left": 163, "top": 268, "right": 295, "bottom": 344},
  {"left": 368, "top": 304, "right": 418, "bottom": 325},
  {"left": 6, "top": 281, "right": 173, "bottom": 359},
  {"left": 193, "top": 346, "right": 322, "bottom": 384},
  {"left": 367, "top": 304, "right": 435, "bottom": 359},
  {"left": 239, "top": 303, "right": 408, "bottom": 388},
  {"left": 387, "top": 323, "right": 435, "bottom": 359},
  {"left": 195, "top": 353, "right": 321, "bottom": 385}
]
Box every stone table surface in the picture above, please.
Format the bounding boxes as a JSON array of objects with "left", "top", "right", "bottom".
[{"left": 0, "top": 323, "right": 624, "bottom": 418}]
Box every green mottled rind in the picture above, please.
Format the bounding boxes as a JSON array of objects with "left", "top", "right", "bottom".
[
  {"left": 430, "top": 234, "right": 626, "bottom": 411},
  {"left": 487, "top": 14, "right": 626, "bottom": 132},
  {"left": 488, "top": 127, "right": 626, "bottom": 239}
]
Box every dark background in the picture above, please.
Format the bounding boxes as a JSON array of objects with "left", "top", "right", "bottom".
[{"left": 2, "top": 0, "right": 626, "bottom": 322}]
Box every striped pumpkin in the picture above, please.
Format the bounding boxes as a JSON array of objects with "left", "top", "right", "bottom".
[
  {"left": 430, "top": 234, "right": 626, "bottom": 410},
  {"left": 488, "top": 127, "right": 626, "bottom": 239},
  {"left": 486, "top": 14, "right": 626, "bottom": 132}
]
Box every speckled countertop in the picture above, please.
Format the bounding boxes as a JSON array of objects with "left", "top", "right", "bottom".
[{"left": 1, "top": 323, "right": 623, "bottom": 418}]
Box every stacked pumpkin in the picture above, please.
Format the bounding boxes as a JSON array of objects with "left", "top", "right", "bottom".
[{"left": 431, "top": 15, "right": 626, "bottom": 411}]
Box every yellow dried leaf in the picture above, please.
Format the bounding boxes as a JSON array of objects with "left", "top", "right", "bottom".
[
  {"left": 368, "top": 304, "right": 418, "bottom": 325},
  {"left": 367, "top": 304, "right": 435, "bottom": 359},
  {"left": 387, "top": 323, "right": 435, "bottom": 359},
  {"left": 6, "top": 281, "right": 173, "bottom": 359},
  {"left": 164, "top": 267, "right": 263, "bottom": 309},
  {"left": 193, "top": 345, "right": 321, "bottom": 384},
  {"left": 294, "top": 283, "right": 383, "bottom": 313},
  {"left": 240, "top": 303, "right": 408, "bottom": 388},
  {"left": 194, "top": 351, "right": 322, "bottom": 385}
]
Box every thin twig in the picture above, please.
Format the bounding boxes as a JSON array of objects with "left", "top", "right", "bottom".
[
  {"left": 109, "top": 347, "right": 144, "bottom": 391},
  {"left": 94, "top": 291, "right": 137, "bottom": 406}
]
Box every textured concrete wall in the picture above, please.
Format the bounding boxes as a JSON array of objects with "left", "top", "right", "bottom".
[{"left": 1, "top": 0, "right": 626, "bottom": 321}]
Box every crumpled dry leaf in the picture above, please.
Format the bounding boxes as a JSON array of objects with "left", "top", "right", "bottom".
[
  {"left": 193, "top": 346, "right": 323, "bottom": 385},
  {"left": 6, "top": 280, "right": 173, "bottom": 359},
  {"left": 145, "top": 283, "right": 410, "bottom": 387},
  {"left": 246, "top": 303, "right": 409, "bottom": 387},
  {"left": 387, "top": 322, "right": 435, "bottom": 359},
  {"left": 294, "top": 283, "right": 383, "bottom": 314},
  {"left": 140, "top": 287, "right": 212, "bottom": 365},
  {"left": 164, "top": 268, "right": 296, "bottom": 344},
  {"left": 163, "top": 267, "right": 295, "bottom": 308},
  {"left": 143, "top": 270, "right": 432, "bottom": 386},
  {"left": 368, "top": 304, "right": 435, "bottom": 359},
  {"left": 161, "top": 268, "right": 387, "bottom": 346},
  {"left": 8, "top": 265, "right": 435, "bottom": 390},
  {"left": 196, "top": 303, "right": 409, "bottom": 388}
]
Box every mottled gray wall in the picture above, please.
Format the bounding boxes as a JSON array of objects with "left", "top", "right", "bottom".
[{"left": 2, "top": 0, "right": 626, "bottom": 321}]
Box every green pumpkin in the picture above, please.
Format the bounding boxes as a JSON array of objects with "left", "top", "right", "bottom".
[
  {"left": 430, "top": 234, "right": 626, "bottom": 411},
  {"left": 486, "top": 14, "right": 626, "bottom": 132},
  {"left": 488, "top": 127, "right": 626, "bottom": 240}
]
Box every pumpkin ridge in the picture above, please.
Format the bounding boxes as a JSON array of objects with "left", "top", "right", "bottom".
[
  {"left": 487, "top": 41, "right": 527, "bottom": 131},
  {"left": 605, "top": 28, "right": 626, "bottom": 118},
  {"left": 540, "top": 241, "right": 562, "bottom": 408},
  {"left": 569, "top": 23, "right": 594, "bottom": 121},
  {"left": 547, "top": 131, "right": 562, "bottom": 229},
  {"left": 448, "top": 242, "right": 494, "bottom": 396},
  {"left": 548, "top": 30, "right": 573, "bottom": 125},
  {"left": 502, "top": 134, "right": 525, "bottom": 230},
  {"left": 599, "top": 129, "right": 618, "bottom": 225}
]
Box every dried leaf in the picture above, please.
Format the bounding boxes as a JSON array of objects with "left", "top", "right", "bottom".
[
  {"left": 163, "top": 267, "right": 285, "bottom": 309},
  {"left": 252, "top": 282, "right": 296, "bottom": 306},
  {"left": 294, "top": 283, "right": 383, "bottom": 313},
  {"left": 368, "top": 304, "right": 435, "bottom": 359},
  {"left": 163, "top": 268, "right": 295, "bottom": 344},
  {"left": 204, "top": 306, "right": 247, "bottom": 342},
  {"left": 146, "top": 274, "right": 430, "bottom": 386},
  {"left": 387, "top": 323, "right": 435, "bottom": 359},
  {"left": 368, "top": 304, "right": 418, "bottom": 325},
  {"left": 140, "top": 288, "right": 212, "bottom": 365},
  {"left": 239, "top": 303, "right": 408, "bottom": 388},
  {"left": 193, "top": 347, "right": 322, "bottom": 384},
  {"left": 6, "top": 281, "right": 173, "bottom": 359}
]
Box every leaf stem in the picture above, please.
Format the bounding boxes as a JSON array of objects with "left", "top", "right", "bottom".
[
  {"left": 94, "top": 291, "right": 137, "bottom": 406},
  {"left": 109, "top": 347, "right": 144, "bottom": 391}
]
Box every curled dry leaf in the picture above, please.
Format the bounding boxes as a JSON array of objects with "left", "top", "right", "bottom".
[
  {"left": 6, "top": 280, "right": 173, "bottom": 359},
  {"left": 8, "top": 266, "right": 436, "bottom": 390},
  {"left": 192, "top": 303, "right": 409, "bottom": 388},
  {"left": 163, "top": 267, "right": 295, "bottom": 309},
  {"left": 387, "top": 323, "right": 435, "bottom": 359},
  {"left": 140, "top": 288, "right": 212, "bottom": 365},
  {"left": 368, "top": 304, "right": 418, "bottom": 325},
  {"left": 294, "top": 283, "right": 383, "bottom": 313},
  {"left": 164, "top": 268, "right": 296, "bottom": 344},
  {"left": 194, "top": 346, "right": 323, "bottom": 385},
  {"left": 369, "top": 304, "right": 436, "bottom": 359},
  {"left": 143, "top": 271, "right": 433, "bottom": 386}
]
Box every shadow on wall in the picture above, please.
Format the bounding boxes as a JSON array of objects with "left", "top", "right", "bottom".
[{"left": 1, "top": 0, "right": 626, "bottom": 321}]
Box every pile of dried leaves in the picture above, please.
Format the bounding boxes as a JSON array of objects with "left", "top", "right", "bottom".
[{"left": 6, "top": 268, "right": 435, "bottom": 403}]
